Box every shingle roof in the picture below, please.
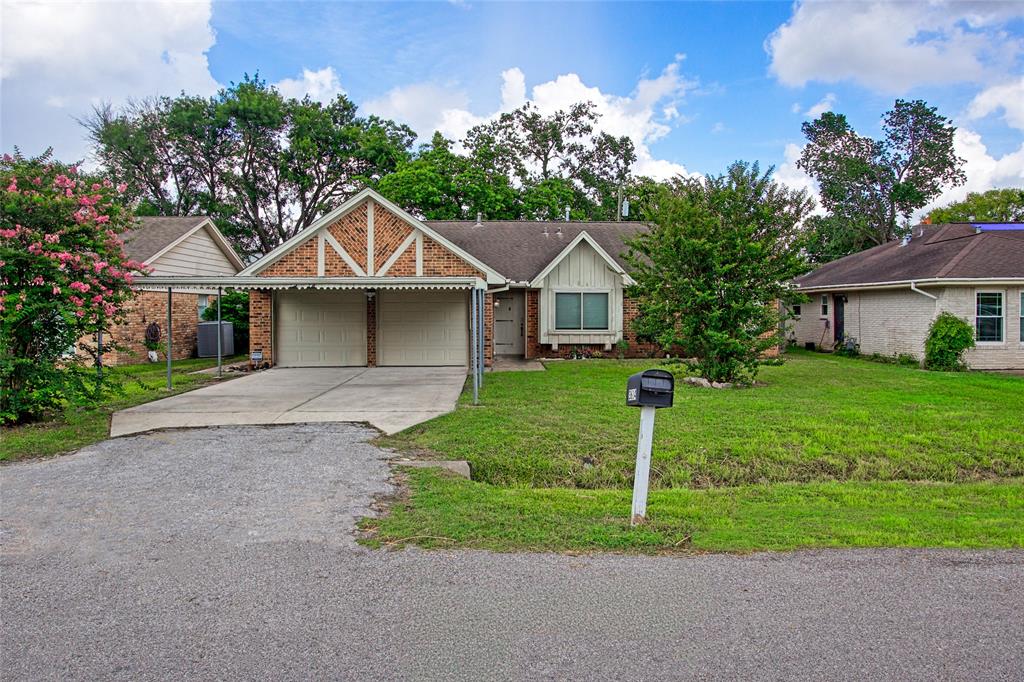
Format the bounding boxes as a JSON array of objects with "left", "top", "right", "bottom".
[
  {"left": 425, "top": 220, "right": 648, "bottom": 281},
  {"left": 120, "top": 216, "right": 210, "bottom": 264},
  {"left": 794, "top": 223, "right": 1024, "bottom": 289}
]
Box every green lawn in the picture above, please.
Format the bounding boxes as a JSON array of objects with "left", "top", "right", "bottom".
[
  {"left": 1, "top": 356, "right": 245, "bottom": 461},
  {"left": 369, "top": 351, "right": 1024, "bottom": 552}
]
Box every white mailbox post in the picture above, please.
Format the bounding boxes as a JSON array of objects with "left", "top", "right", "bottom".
[{"left": 625, "top": 369, "right": 675, "bottom": 526}]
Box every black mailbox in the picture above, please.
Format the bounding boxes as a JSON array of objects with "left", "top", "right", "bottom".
[{"left": 626, "top": 369, "right": 674, "bottom": 408}]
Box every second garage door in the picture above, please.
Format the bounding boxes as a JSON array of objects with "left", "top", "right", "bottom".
[
  {"left": 276, "top": 290, "right": 367, "bottom": 367},
  {"left": 378, "top": 290, "right": 468, "bottom": 366}
]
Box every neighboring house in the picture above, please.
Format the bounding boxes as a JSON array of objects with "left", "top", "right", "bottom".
[
  {"left": 98, "top": 216, "right": 244, "bottom": 365},
  {"left": 188, "top": 188, "right": 657, "bottom": 369},
  {"left": 789, "top": 223, "right": 1024, "bottom": 370}
]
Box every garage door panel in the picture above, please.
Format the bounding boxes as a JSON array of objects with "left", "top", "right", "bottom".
[
  {"left": 379, "top": 291, "right": 468, "bottom": 366},
  {"left": 277, "top": 291, "right": 367, "bottom": 367}
]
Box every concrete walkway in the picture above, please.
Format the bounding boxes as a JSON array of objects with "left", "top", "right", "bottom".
[{"left": 110, "top": 366, "right": 467, "bottom": 437}]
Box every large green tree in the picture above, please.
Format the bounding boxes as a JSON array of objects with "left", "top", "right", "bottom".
[
  {"left": 376, "top": 133, "right": 519, "bottom": 220},
  {"left": 85, "top": 75, "right": 415, "bottom": 257},
  {"left": 626, "top": 162, "right": 814, "bottom": 384},
  {"left": 798, "top": 100, "right": 965, "bottom": 261},
  {"left": 928, "top": 188, "right": 1024, "bottom": 223}
]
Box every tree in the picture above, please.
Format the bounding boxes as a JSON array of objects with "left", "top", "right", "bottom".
[
  {"left": 85, "top": 75, "right": 415, "bottom": 257},
  {"left": 798, "top": 100, "right": 965, "bottom": 259},
  {"left": 928, "top": 188, "right": 1024, "bottom": 223},
  {"left": 377, "top": 133, "right": 519, "bottom": 220},
  {"left": 1, "top": 151, "right": 142, "bottom": 423},
  {"left": 626, "top": 162, "right": 814, "bottom": 383},
  {"left": 464, "top": 102, "right": 637, "bottom": 220}
]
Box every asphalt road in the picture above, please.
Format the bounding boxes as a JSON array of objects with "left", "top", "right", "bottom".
[{"left": 2, "top": 424, "right": 1022, "bottom": 681}]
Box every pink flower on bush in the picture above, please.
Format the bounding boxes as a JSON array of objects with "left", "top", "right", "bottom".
[
  {"left": 69, "top": 281, "right": 90, "bottom": 293},
  {"left": 69, "top": 295, "right": 84, "bottom": 307},
  {"left": 32, "top": 276, "right": 45, "bottom": 286},
  {"left": 44, "top": 233, "right": 60, "bottom": 243},
  {"left": 75, "top": 310, "right": 84, "bottom": 318},
  {"left": 116, "top": 183, "right": 128, "bottom": 193},
  {"left": 52, "top": 286, "right": 61, "bottom": 295},
  {"left": 91, "top": 294, "right": 104, "bottom": 304},
  {"left": 7, "top": 177, "right": 18, "bottom": 192}
]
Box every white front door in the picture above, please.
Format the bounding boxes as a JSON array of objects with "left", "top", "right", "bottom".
[
  {"left": 276, "top": 290, "right": 367, "bottom": 367},
  {"left": 494, "top": 290, "right": 524, "bottom": 355},
  {"left": 378, "top": 290, "right": 468, "bottom": 366}
]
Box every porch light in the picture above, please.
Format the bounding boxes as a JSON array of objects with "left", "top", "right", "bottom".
[{"left": 364, "top": 288, "right": 376, "bottom": 300}]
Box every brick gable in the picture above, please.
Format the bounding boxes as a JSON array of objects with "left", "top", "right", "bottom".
[
  {"left": 328, "top": 203, "right": 369, "bottom": 273},
  {"left": 373, "top": 205, "right": 414, "bottom": 272}
]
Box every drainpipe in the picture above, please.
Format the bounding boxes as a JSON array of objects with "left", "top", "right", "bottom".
[{"left": 910, "top": 282, "right": 937, "bottom": 300}]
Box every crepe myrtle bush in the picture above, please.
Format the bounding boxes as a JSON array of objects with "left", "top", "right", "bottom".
[
  {"left": 0, "top": 150, "right": 145, "bottom": 424},
  {"left": 924, "top": 312, "right": 975, "bottom": 371}
]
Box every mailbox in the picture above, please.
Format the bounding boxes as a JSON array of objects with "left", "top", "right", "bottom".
[{"left": 625, "top": 369, "right": 674, "bottom": 408}]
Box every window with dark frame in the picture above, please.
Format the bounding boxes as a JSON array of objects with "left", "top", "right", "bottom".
[
  {"left": 555, "top": 292, "right": 610, "bottom": 331},
  {"left": 792, "top": 304, "right": 801, "bottom": 317},
  {"left": 820, "top": 295, "right": 828, "bottom": 318},
  {"left": 976, "top": 292, "right": 1003, "bottom": 342}
]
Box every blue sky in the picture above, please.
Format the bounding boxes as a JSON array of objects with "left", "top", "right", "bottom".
[{"left": 3, "top": 1, "right": 1022, "bottom": 212}]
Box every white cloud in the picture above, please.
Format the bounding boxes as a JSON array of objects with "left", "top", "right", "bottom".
[
  {"left": 966, "top": 78, "right": 1024, "bottom": 131},
  {"left": 775, "top": 142, "right": 822, "bottom": 211},
  {"left": 804, "top": 93, "right": 836, "bottom": 118},
  {"left": 766, "top": 1, "right": 1024, "bottom": 92},
  {"left": 1, "top": 0, "right": 219, "bottom": 162},
  {"left": 362, "top": 57, "right": 699, "bottom": 180},
  {"left": 922, "top": 128, "right": 1024, "bottom": 216},
  {"left": 274, "top": 67, "right": 345, "bottom": 104},
  {"left": 711, "top": 122, "right": 727, "bottom": 134}
]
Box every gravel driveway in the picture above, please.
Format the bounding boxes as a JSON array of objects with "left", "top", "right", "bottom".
[{"left": 2, "top": 424, "right": 1022, "bottom": 681}]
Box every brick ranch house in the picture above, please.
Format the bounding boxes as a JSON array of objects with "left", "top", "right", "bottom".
[
  {"left": 789, "top": 222, "right": 1024, "bottom": 370},
  {"left": 96, "top": 216, "right": 243, "bottom": 365},
  {"left": 141, "top": 188, "right": 662, "bottom": 370}
]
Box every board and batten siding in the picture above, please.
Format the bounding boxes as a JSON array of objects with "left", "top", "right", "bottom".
[
  {"left": 147, "top": 226, "right": 239, "bottom": 276},
  {"left": 537, "top": 240, "right": 624, "bottom": 347}
]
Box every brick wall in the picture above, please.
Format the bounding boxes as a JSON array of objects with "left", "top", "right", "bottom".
[
  {"left": 249, "top": 290, "right": 273, "bottom": 367},
  {"left": 92, "top": 290, "right": 200, "bottom": 365}
]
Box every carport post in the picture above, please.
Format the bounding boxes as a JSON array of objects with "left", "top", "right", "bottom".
[
  {"left": 478, "top": 288, "right": 484, "bottom": 387},
  {"left": 216, "top": 286, "right": 223, "bottom": 378},
  {"left": 471, "top": 288, "right": 479, "bottom": 405},
  {"left": 166, "top": 287, "right": 172, "bottom": 391}
]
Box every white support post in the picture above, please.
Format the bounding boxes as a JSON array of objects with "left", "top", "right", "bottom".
[
  {"left": 216, "top": 286, "right": 223, "bottom": 378},
  {"left": 630, "top": 405, "right": 656, "bottom": 526},
  {"left": 478, "top": 289, "right": 485, "bottom": 387},
  {"left": 166, "top": 287, "right": 173, "bottom": 391},
  {"left": 471, "top": 289, "right": 479, "bottom": 405}
]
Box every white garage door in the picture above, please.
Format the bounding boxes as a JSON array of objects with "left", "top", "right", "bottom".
[
  {"left": 378, "top": 290, "right": 468, "bottom": 366},
  {"left": 276, "top": 290, "right": 367, "bottom": 367}
]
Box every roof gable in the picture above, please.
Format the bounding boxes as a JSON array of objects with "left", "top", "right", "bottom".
[
  {"left": 528, "top": 231, "right": 635, "bottom": 287},
  {"left": 240, "top": 188, "right": 505, "bottom": 283},
  {"left": 122, "top": 216, "right": 243, "bottom": 272}
]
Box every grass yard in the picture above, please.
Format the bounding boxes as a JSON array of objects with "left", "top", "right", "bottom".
[
  {"left": 369, "top": 351, "right": 1024, "bottom": 552},
  {"left": 1, "top": 356, "right": 245, "bottom": 461}
]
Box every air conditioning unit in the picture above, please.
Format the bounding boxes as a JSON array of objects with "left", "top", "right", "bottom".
[{"left": 197, "top": 321, "right": 234, "bottom": 358}]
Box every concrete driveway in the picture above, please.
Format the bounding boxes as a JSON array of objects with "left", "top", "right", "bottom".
[
  {"left": 110, "top": 366, "right": 466, "bottom": 437},
  {"left": 2, "top": 425, "right": 1022, "bottom": 680}
]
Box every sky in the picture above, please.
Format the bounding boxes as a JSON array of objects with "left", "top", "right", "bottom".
[{"left": 2, "top": 0, "right": 1023, "bottom": 215}]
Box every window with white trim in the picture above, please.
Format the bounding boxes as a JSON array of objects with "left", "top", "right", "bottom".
[
  {"left": 197, "top": 294, "right": 210, "bottom": 321},
  {"left": 555, "top": 292, "right": 609, "bottom": 331},
  {"left": 975, "top": 292, "right": 1003, "bottom": 342},
  {"left": 819, "top": 295, "right": 829, "bottom": 318}
]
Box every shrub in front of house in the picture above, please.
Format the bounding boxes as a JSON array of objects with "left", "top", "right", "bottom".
[
  {"left": 1, "top": 151, "right": 142, "bottom": 424},
  {"left": 925, "top": 312, "right": 975, "bottom": 371}
]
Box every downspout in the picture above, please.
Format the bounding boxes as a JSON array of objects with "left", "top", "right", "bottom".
[{"left": 910, "top": 282, "right": 937, "bottom": 300}]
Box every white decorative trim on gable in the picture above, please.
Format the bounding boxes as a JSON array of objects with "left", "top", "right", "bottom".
[
  {"left": 528, "top": 230, "right": 635, "bottom": 288},
  {"left": 239, "top": 188, "right": 506, "bottom": 284}
]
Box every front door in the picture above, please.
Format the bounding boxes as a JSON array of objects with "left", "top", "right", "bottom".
[
  {"left": 494, "top": 290, "right": 525, "bottom": 356},
  {"left": 833, "top": 294, "right": 845, "bottom": 345}
]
